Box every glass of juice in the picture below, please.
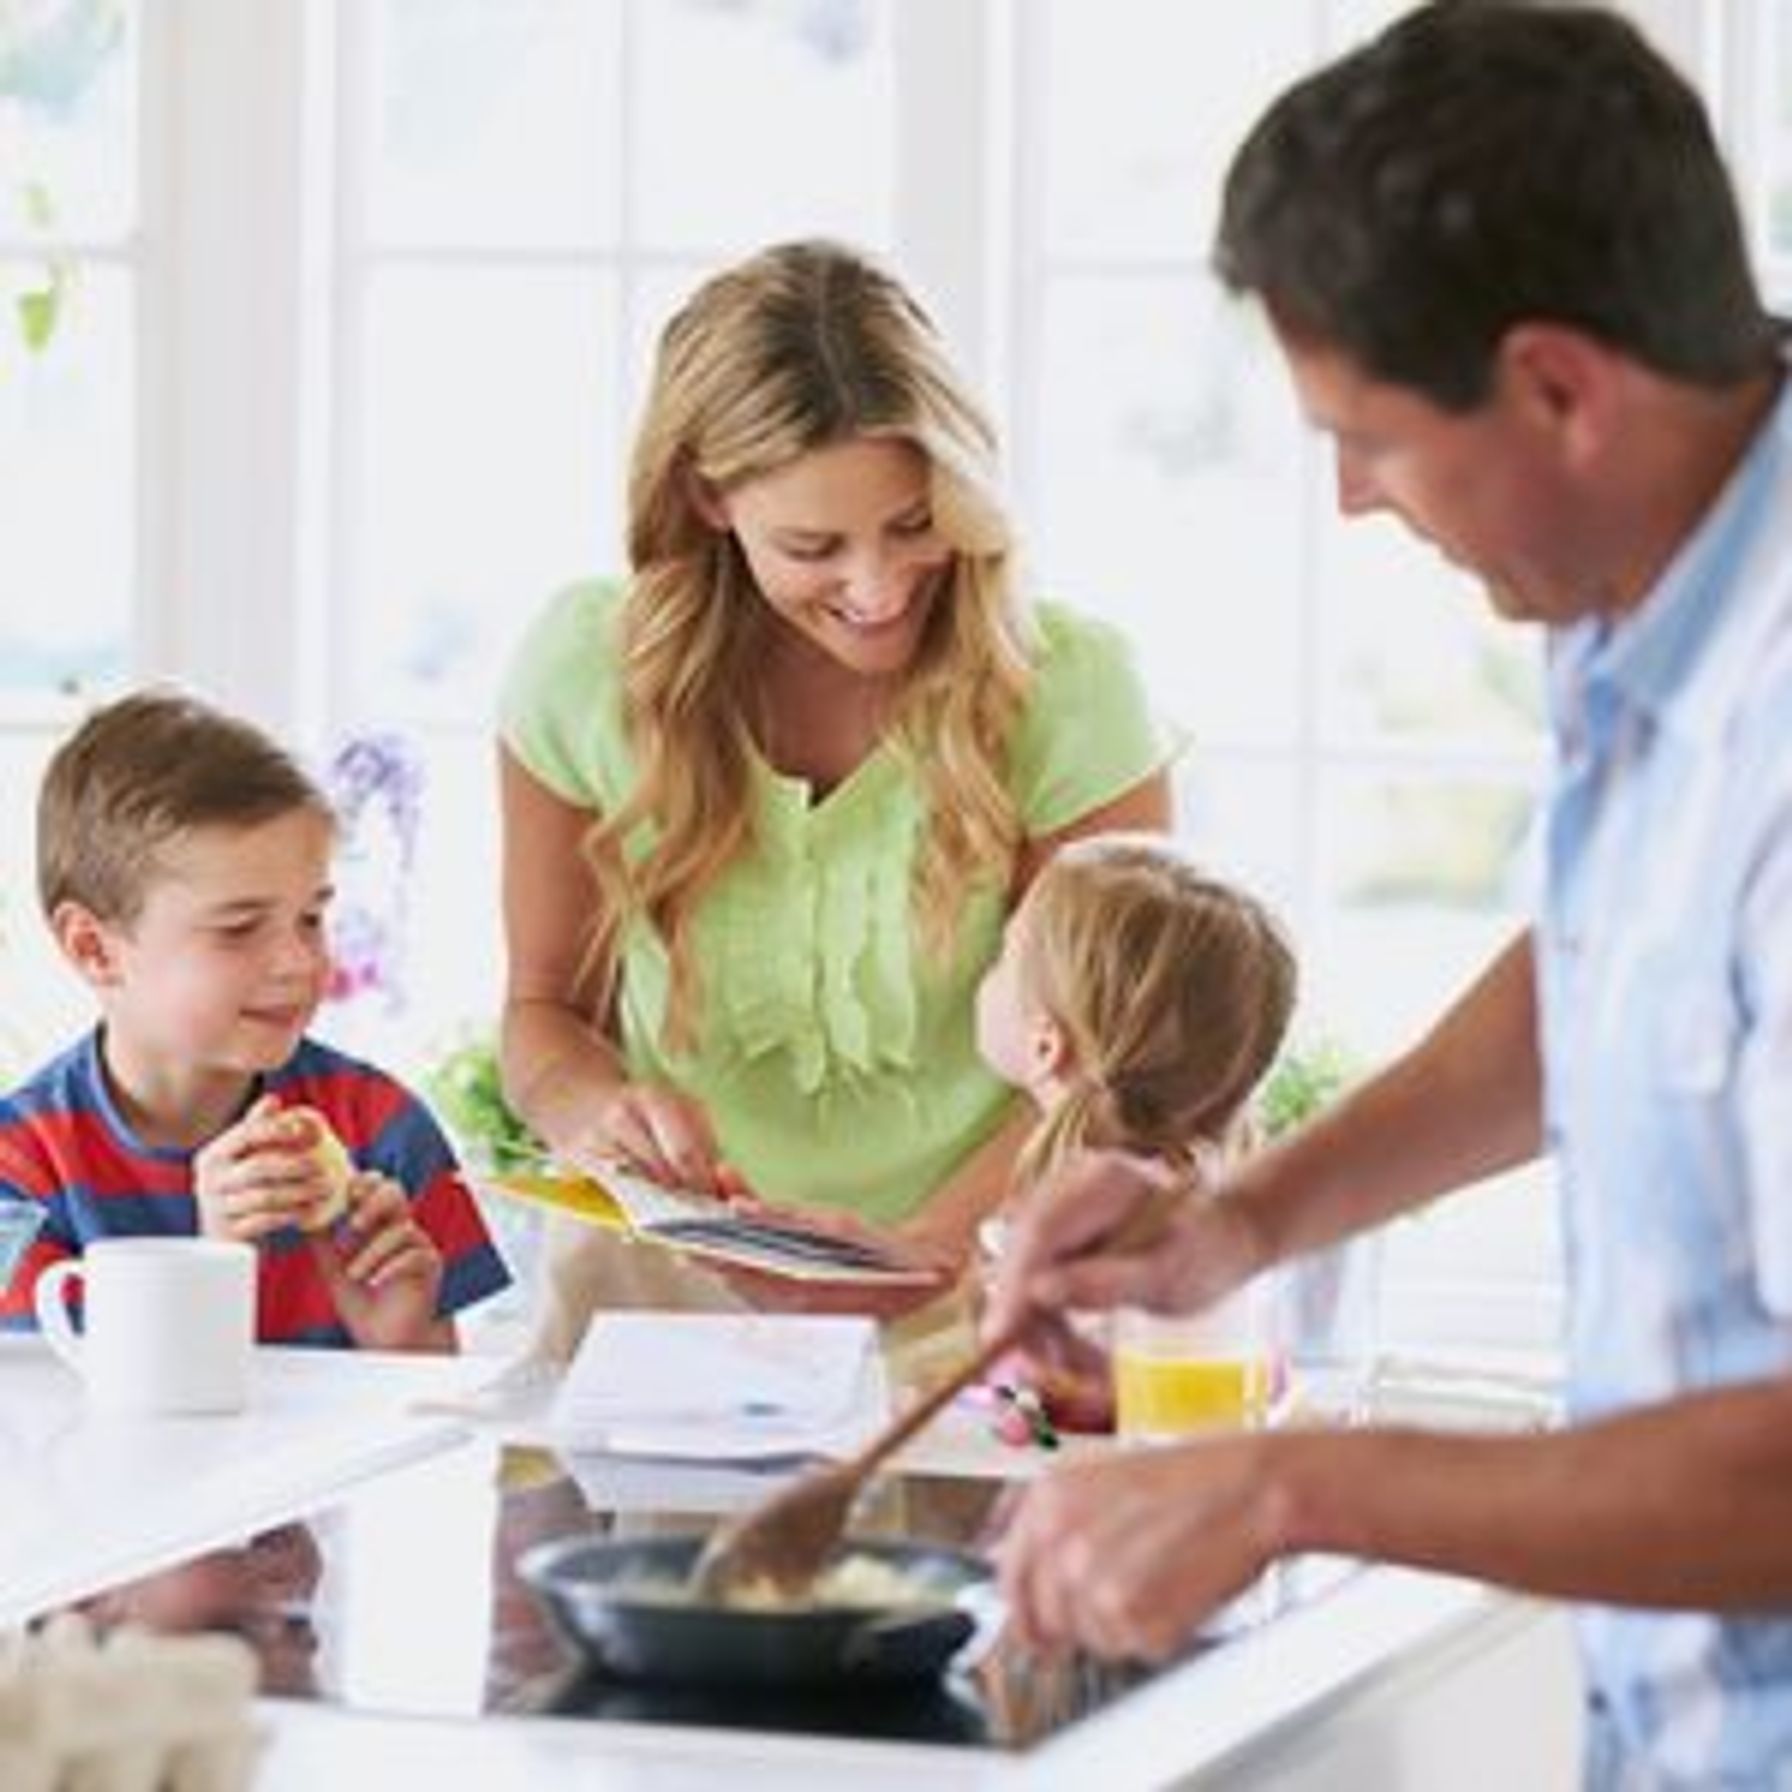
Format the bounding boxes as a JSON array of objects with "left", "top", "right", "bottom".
[{"left": 1112, "top": 1281, "right": 1280, "bottom": 1443}]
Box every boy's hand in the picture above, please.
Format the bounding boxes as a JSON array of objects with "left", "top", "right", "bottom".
[
  {"left": 306, "top": 1171, "right": 450, "bottom": 1352},
  {"left": 194, "top": 1095, "right": 342, "bottom": 1243}
]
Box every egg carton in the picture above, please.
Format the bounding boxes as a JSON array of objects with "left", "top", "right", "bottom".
[{"left": 0, "top": 1613, "right": 262, "bottom": 1792}]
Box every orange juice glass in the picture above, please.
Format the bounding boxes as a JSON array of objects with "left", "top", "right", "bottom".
[{"left": 1113, "top": 1285, "right": 1279, "bottom": 1443}]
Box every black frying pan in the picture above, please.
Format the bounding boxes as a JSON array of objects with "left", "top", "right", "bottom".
[{"left": 516, "top": 1532, "right": 992, "bottom": 1685}]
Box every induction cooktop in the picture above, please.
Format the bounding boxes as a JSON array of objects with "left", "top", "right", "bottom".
[{"left": 53, "top": 1440, "right": 1351, "bottom": 1752}]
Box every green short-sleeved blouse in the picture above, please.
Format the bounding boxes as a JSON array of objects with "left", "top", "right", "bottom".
[{"left": 500, "top": 579, "right": 1168, "bottom": 1225}]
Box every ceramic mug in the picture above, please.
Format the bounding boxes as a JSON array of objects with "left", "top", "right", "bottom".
[{"left": 34, "top": 1238, "right": 257, "bottom": 1415}]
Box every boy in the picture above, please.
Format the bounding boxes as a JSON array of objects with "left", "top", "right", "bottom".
[{"left": 0, "top": 690, "right": 509, "bottom": 1350}]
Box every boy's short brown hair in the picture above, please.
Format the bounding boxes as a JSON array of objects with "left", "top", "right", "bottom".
[{"left": 37, "top": 688, "right": 331, "bottom": 925}]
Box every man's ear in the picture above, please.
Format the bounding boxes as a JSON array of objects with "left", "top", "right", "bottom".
[
  {"left": 1497, "top": 322, "right": 1623, "bottom": 472},
  {"left": 50, "top": 901, "right": 126, "bottom": 989}
]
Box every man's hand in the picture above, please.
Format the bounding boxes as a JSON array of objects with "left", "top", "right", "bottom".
[
  {"left": 996, "top": 1433, "right": 1295, "bottom": 1660},
  {"left": 307, "top": 1171, "right": 449, "bottom": 1351},
  {"left": 984, "top": 1148, "right": 1267, "bottom": 1341}
]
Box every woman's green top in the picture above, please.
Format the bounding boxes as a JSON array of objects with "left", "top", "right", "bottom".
[{"left": 500, "top": 580, "right": 1167, "bottom": 1225}]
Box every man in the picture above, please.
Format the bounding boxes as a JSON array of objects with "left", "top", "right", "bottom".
[{"left": 988, "top": 4, "right": 1792, "bottom": 1784}]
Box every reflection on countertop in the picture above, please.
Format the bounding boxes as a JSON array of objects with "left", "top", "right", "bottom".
[{"left": 49, "top": 1438, "right": 1352, "bottom": 1755}]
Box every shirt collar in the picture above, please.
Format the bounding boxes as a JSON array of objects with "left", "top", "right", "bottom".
[{"left": 1567, "top": 369, "right": 1792, "bottom": 741}]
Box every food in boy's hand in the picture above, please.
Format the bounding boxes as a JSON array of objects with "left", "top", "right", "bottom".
[{"left": 289, "top": 1109, "right": 353, "bottom": 1231}]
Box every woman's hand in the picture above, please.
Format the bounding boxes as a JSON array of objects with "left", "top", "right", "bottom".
[
  {"left": 703, "top": 1195, "right": 958, "bottom": 1319},
  {"left": 563, "top": 1081, "right": 743, "bottom": 1196}
]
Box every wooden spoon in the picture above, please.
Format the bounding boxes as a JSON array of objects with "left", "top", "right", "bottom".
[
  {"left": 686, "top": 1316, "right": 1027, "bottom": 1606},
  {"left": 687, "top": 1175, "right": 1190, "bottom": 1605}
]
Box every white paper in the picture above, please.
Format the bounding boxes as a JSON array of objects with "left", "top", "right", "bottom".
[
  {"left": 563, "top": 1450, "right": 806, "bottom": 1515},
  {"left": 549, "top": 1313, "right": 886, "bottom": 1461}
]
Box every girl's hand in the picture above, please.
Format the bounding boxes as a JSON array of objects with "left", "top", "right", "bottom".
[
  {"left": 565, "top": 1082, "right": 740, "bottom": 1195},
  {"left": 306, "top": 1171, "right": 449, "bottom": 1351},
  {"left": 991, "top": 1324, "right": 1117, "bottom": 1435},
  {"left": 194, "top": 1095, "right": 340, "bottom": 1244}
]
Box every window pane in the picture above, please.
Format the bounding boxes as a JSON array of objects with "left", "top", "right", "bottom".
[
  {"left": 632, "top": 0, "right": 893, "bottom": 253},
  {"left": 1324, "top": 0, "right": 1416, "bottom": 52},
  {"left": 1317, "top": 770, "right": 1538, "bottom": 1054},
  {"left": 1030, "top": 275, "right": 1307, "bottom": 745},
  {"left": 625, "top": 259, "right": 711, "bottom": 421},
  {"left": 1178, "top": 753, "right": 1303, "bottom": 924},
  {"left": 1316, "top": 512, "right": 1547, "bottom": 749},
  {"left": 1038, "top": 0, "right": 1309, "bottom": 259},
  {"left": 364, "top": 0, "right": 623, "bottom": 249},
  {"left": 0, "top": 733, "right": 88, "bottom": 1076},
  {"left": 319, "top": 730, "right": 504, "bottom": 1076},
  {"left": 0, "top": 262, "right": 132, "bottom": 698},
  {"left": 1768, "top": 0, "right": 1792, "bottom": 268},
  {"left": 0, "top": 0, "right": 138, "bottom": 239},
  {"left": 352, "top": 267, "right": 622, "bottom": 720}
]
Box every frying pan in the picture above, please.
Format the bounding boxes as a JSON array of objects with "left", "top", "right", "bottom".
[{"left": 516, "top": 1532, "right": 992, "bottom": 1686}]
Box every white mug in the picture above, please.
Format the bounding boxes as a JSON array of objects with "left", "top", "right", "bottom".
[{"left": 34, "top": 1238, "right": 257, "bottom": 1416}]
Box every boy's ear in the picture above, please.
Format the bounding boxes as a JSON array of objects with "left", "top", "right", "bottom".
[{"left": 50, "top": 901, "right": 127, "bottom": 989}]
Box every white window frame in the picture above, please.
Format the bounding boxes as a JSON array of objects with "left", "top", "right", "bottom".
[{"left": 18, "top": 0, "right": 1768, "bottom": 1357}]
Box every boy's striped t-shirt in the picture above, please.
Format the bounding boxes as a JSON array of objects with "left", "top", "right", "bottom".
[{"left": 0, "top": 1031, "right": 509, "bottom": 1346}]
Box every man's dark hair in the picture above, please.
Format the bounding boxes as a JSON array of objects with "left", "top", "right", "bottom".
[{"left": 1215, "top": 1, "right": 1781, "bottom": 409}]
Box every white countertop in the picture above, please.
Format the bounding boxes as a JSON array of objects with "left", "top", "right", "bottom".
[
  {"left": 1, "top": 1338, "right": 1564, "bottom": 1790},
  {"left": 0, "top": 1337, "right": 478, "bottom": 1623}
]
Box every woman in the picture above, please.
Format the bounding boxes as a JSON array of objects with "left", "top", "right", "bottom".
[{"left": 498, "top": 240, "right": 1171, "bottom": 1355}]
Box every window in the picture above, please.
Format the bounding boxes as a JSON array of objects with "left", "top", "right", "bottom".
[
  {"left": 1727, "top": 0, "right": 1792, "bottom": 306},
  {"left": 6, "top": 1, "right": 1775, "bottom": 1357},
  {"left": 0, "top": 0, "right": 139, "bottom": 1069},
  {"left": 1007, "top": 1, "right": 1553, "bottom": 1353},
  {"left": 324, "top": 0, "right": 899, "bottom": 1071}
]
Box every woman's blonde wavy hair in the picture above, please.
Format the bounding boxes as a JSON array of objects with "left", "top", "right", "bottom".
[
  {"left": 586, "top": 240, "right": 1034, "bottom": 1049},
  {"left": 1013, "top": 838, "right": 1298, "bottom": 1187}
]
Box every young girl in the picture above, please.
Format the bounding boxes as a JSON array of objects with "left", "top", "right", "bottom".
[{"left": 974, "top": 834, "right": 1297, "bottom": 1431}]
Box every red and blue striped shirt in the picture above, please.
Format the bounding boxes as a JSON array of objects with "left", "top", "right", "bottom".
[{"left": 0, "top": 1031, "right": 509, "bottom": 1346}]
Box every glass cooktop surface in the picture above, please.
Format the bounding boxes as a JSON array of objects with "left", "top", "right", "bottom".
[{"left": 54, "top": 1440, "right": 1351, "bottom": 1752}]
